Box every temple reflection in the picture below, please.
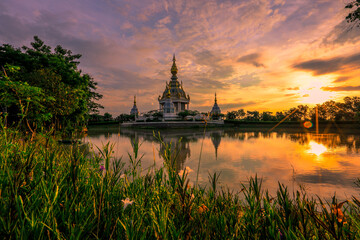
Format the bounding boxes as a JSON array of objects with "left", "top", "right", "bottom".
[
  {"left": 86, "top": 125, "right": 360, "bottom": 199},
  {"left": 210, "top": 131, "right": 222, "bottom": 160}
]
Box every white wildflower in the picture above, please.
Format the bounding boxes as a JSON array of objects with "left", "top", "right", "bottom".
[{"left": 122, "top": 198, "right": 134, "bottom": 210}]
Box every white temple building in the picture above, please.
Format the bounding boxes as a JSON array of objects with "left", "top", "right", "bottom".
[
  {"left": 158, "top": 54, "right": 190, "bottom": 120},
  {"left": 127, "top": 55, "right": 224, "bottom": 122}
]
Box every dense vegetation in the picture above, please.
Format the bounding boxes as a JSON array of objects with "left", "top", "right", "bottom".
[
  {"left": 0, "top": 37, "right": 102, "bottom": 134},
  {"left": 346, "top": 0, "right": 360, "bottom": 26},
  {"left": 1, "top": 124, "right": 360, "bottom": 239},
  {"left": 226, "top": 97, "right": 360, "bottom": 122}
]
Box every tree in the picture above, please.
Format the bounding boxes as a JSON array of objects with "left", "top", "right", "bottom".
[
  {"left": 0, "top": 36, "right": 102, "bottom": 132},
  {"left": 346, "top": 0, "right": 360, "bottom": 26},
  {"left": 245, "top": 111, "right": 260, "bottom": 121},
  {"left": 226, "top": 111, "right": 238, "bottom": 120},
  {"left": 237, "top": 109, "right": 246, "bottom": 119},
  {"left": 115, "top": 114, "right": 133, "bottom": 122},
  {"left": 103, "top": 112, "right": 112, "bottom": 121},
  {"left": 261, "top": 111, "right": 276, "bottom": 121},
  {"left": 178, "top": 110, "right": 198, "bottom": 120}
]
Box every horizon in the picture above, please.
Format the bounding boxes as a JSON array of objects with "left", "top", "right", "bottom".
[{"left": 1, "top": 0, "right": 359, "bottom": 116}]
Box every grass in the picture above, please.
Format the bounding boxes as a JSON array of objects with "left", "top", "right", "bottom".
[{"left": 1, "top": 125, "right": 360, "bottom": 239}]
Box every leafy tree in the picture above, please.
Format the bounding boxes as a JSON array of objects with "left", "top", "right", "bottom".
[
  {"left": 226, "top": 111, "right": 238, "bottom": 120},
  {"left": 103, "top": 112, "right": 113, "bottom": 121},
  {"left": 115, "top": 113, "right": 133, "bottom": 122},
  {"left": 276, "top": 111, "right": 285, "bottom": 121},
  {"left": 151, "top": 111, "right": 163, "bottom": 120},
  {"left": 0, "top": 65, "right": 54, "bottom": 131},
  {"left": 346, "top": 0, "right": 360, "bottom": 26},
  {"left": 237, "top": 109, "right": 246, "bottom": 119},
  {"left": 245, "top": 111, "right": 260, "bottom": 121},
  {"left": 261, "top": 111, "right": 276, "bottom": 121},
  {"left": 0, "top": 36, "right": 102, "bottom": 132},
  {"left": 178, "top": 110, "right": 198, "bottom": 120}
]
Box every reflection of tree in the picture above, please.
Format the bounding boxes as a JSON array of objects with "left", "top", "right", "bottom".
[
  {"left": 222, "top": 128, "right": 360, "bottom": 153},
  {"left": 286, "top": 133, "right": 360, "bottom": 153}
]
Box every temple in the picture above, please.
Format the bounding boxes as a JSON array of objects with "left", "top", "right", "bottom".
[
  {"left": 126, "top": 55, "right": 224, "bottom": 124},
  {"left": 130, "top": 95, "right": 139, "bottom": 116},
  {"left": 210, "top": 93, "right": 221, "bottom": 115},
  {"left": 158, "top": 54, "right": 190, "bottom": 119}
]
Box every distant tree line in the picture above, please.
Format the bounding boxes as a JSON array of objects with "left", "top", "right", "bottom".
[
  {"left": 0, "top": 37, "right": 102, "bottom": 134},
  {"left": 225, "top": 97, "right": 360, "bottom": 122}
]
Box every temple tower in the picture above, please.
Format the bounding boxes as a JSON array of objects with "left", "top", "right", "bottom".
[
  {"left": 158, "top": 54, "right": 190, "bottom": 116},
  {"left": 210, "top": 93, "right": 221, "bottom": 115},
  {"left": 130, "top": 95, "right": 139, "bottom": 116}
]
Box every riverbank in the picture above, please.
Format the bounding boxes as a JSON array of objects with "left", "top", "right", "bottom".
[
  {"left": 1, "top": 127, "right": 360, "bottom": 239},
  {"left": 121, "top": 120, "right": 224, "bottom": 128}
]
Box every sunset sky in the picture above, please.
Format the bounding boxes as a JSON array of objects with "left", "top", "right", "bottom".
[{"left": 1, "top": 0, "right": 359, "bottom": 116}]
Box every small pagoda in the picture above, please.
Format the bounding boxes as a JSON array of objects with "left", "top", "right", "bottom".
[
  {"left": 210, "top": 93, "right": 221, "bottom": 115},
  {"left": 130, "top": 95, "right": 139, "bottom": 117}
]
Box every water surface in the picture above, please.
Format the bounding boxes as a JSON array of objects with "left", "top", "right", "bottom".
[{"left": 86, "top": 125, "right": 360, "bottom": 199}]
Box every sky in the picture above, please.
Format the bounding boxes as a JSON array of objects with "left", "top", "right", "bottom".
[{"left": 1, "top": 0, "right": 360, "bottom": 116}]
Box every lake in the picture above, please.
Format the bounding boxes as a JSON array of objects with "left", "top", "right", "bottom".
[{"left": 85, "top": 124, "right": 360, "bottom": 199}]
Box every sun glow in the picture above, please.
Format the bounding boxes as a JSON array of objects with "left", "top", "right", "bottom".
[
  {"left": 294, "top": 75, "right": 337, "bottom": 105},
  {"left": 307, "top": 141, "right": 327, "bottom": 156},
  {"left": 298, "top": 87, "right": 334, "bottom": 104}
]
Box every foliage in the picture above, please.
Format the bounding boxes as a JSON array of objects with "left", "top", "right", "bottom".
[
  {"left": 115, "top": 113, "right": 135, "bottom": 122},
  {"left": 225, "top": 97, "right": 360, "bottom": 122},
  {"left": 103, "top": 112, "right": 113, "bottom": 121},
  {"left": 346, "top": 0, "right": 360, "bottom": 26},
  {"left": 1, "top": 126, "right": 360, "bottom": 239},
  {"left": 178, "top": 110, "right": 198, "bottom": 120},
  {"left": 0, "top": 36, "right": 103, "bottom": 132}
]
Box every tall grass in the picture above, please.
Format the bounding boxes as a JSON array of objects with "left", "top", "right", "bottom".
[{"left": 1, "top": 125, "right": 360, "bottom": 239}]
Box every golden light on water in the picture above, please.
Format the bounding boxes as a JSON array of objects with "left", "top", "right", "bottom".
[{"left": 307, "top": 141, "right": 327, "bottom": 156}]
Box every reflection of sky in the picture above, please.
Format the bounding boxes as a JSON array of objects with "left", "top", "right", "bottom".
[{"left": 86, "top": 128, "right": 360, "bottom": 199}]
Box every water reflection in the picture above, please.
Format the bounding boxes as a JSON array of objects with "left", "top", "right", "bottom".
[
  {"left": 307, "top": 141, "right": 327, "bottom": 156},
  {"left": 86, "top": 125, "right": 360, "bottom": 198}
]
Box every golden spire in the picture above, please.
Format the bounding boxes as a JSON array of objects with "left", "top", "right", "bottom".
[
  {"left": 215, "top": 92, "right": 217, "bottom": 104},
  {"left": 171, "top": 53, "right": 178, "bottom": 75},
  {"left": 166, "top": 88, "right": 171, "bottom": 98}
]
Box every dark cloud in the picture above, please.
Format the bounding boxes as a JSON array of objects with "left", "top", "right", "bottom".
[
  {"left": 222, "top": 101, "right": 257, "bottom": 110},
  {"left": 193, "top": 50, "right": 235, "bottom": 81},
  {"left": 194, "top": 50, "right": 222, "bottom": 66},
  {"left": 191, "top": 77, "right": 227, "bottom": 90},
  {"left": 0, "top": 12, "right": 34, "bottom": 43},
  {"left": 333, "top": 76, "right": 350, "bottom": 83},
  {"left": 322, "top": 20, "right": 360, "bottom": 46},
  {"left": 230, "top": 73, "right": 262, "bottom": 88},
  {"left": 293, "top": 52, "right": 360, "bottom": 75},
  {"left": 321, "top": 85, "right": 360, "bottom": 92},
  {"left": 94, "top": 68, "right": 159, "bottom": 90},
  {"left": 237, "top": 53, "right": 265, "bottom": 68}
]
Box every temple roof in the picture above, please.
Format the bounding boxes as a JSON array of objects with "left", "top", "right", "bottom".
[{"left": 159, "top": 54, "right": 190, "bottom": 102}]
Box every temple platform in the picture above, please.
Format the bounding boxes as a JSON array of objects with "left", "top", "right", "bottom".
[{"left": 121, "top": 120, "right": 224, "bottom": 129}]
